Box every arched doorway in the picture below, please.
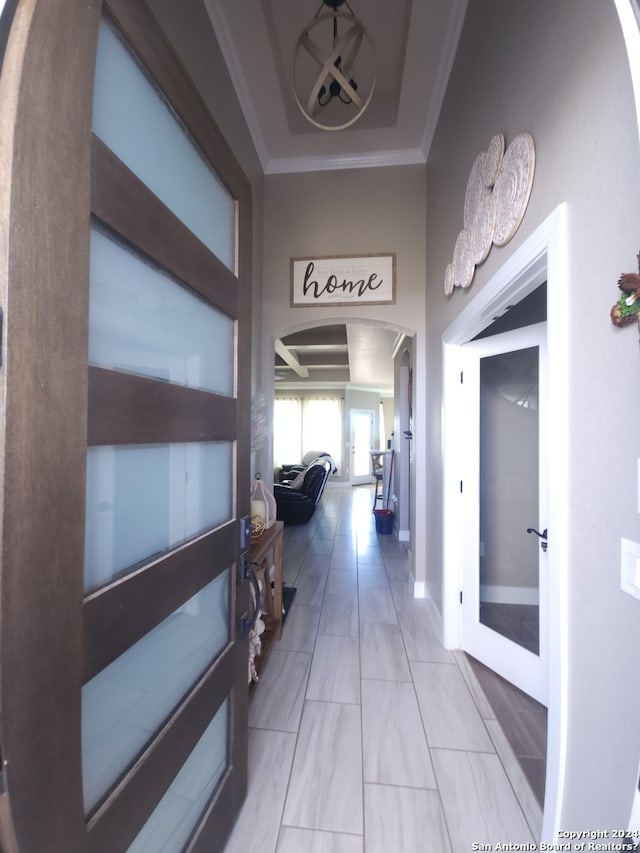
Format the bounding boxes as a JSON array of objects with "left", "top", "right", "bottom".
[{"left": 270, "top": 318, "right": 415, "bottom": 549}]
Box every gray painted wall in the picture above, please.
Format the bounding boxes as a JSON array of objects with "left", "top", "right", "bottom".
[
  {"left": 426, "top": 0, "right": 640, "bottom": 831},
  {"left": 262, "top": 166, "right": 428, "bottom": 568}
]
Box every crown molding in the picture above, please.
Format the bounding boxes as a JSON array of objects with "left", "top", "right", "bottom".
[
  {"left": 420, "top": 0, "right": 469, "bottom": 159},
  {"left": 264, "top": 146, "right": 427, "bottom": 175},
  {"left": 203, "top": 0, "right": 270, "bottom": 171}
]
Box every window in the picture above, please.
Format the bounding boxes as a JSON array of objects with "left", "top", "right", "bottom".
[{"left": 274, "top": 396, "right": 343, "bottom": 472}]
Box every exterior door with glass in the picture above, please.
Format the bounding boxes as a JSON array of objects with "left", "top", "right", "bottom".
[
  {"left": 460, "top": 323, "right": 549, "bottom": 705},
  {"left": 350, "top": 409, "right": 375, "bottom": 485},
  {"left": 0, "top": 3, "right": 251, "bottom": 851}
]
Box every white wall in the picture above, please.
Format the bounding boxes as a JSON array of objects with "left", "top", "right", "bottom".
[{"left": 426, "top": 0, "right": 640, "bottom": 832}]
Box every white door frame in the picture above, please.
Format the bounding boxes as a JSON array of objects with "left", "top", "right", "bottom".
[
  {"left": 613, "top": 0, "right": 640, "bottom": 149},
  {"left": 442, "top": 205, "right": 569, "bottom": 842}
]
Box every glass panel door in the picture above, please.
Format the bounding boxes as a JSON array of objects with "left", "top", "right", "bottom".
[
  {"left": 81, "top": 6, "right": 251, "bottom": 851},
  {"left": 0, "top": 3, "right": 250, "bottom": 851},
  {"left": 479, "top": 346, "right": 540, "bottom": 654},
  {"left": 350, "top": 409, "right": 374, "bottom": 485},
  {"left": 461, "top": 323, "right": 548, "bottom": 705}
]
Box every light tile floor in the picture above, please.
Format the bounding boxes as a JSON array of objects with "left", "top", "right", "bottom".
[{"left": 225, "top": 485, "right": 543, "bottom": 853}]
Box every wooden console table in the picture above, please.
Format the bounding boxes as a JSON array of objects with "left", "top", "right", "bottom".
[{"left": 249, "top": 520, "right": 283, "bottom": 684}]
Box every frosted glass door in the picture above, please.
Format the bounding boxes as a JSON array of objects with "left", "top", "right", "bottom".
[
  {"left": 0, "top": 2, "right": 250, "bottom": 851},
  {"left": 80, "top": 7, "right": 251, "bottom": 852}
]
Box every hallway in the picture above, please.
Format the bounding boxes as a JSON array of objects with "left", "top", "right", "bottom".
[{"left": 225, "top": 484, "right": 543, "bottom": 852}]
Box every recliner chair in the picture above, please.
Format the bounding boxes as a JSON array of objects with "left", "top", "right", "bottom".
[
  {"left": 273, "top": 457, "right": 332, "bottom": 524},
  {"left": 279, "top": 450, "right": 336, "bottom": 483}
]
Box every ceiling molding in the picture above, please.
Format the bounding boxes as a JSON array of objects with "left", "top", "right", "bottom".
[
  {"left": 264, "top": 146, "right": 427, "bottom": 175},
  {"left": 419, "top": 0, "right": 469, "bottom": 159},
  {"left": 203, "top": 0, "right": 270, "bottom": 171}
]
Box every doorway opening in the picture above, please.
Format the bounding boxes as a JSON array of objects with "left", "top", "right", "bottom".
[
  {"left": 271, "top": 318, "right": 416, "bottom": 553},
  {"left": 350, "top": 408, "right": 376, "bottom": 486},
  {"left": 442, "top": 205, "right": 569, "bottom": 841}
]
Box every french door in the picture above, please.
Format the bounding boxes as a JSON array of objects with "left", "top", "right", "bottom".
[
  {"left": 0, "top": 2, "right": 251, "bottom": 851},
  {"left": 460, "top": 323, "right": 549, "bottom": 705}
]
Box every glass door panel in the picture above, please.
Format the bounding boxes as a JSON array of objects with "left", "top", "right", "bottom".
[
  {"left": 89, "top": 227, "right": 234, "bottom": 395},
  {"left": 479, "top": 346, "right": 540, "bottom": 654},
  {"left": 92, "top": 21, "right": 235, "bottom": 269},
  {"left": 351, "top": 409, "right": 374, "bottom": 485},
  {"left": 82, "top": 572, "right": 230, "bottom": 813},
  {"left": 461, "top": 323, "right": 548, "bottom": 705},
  {"left": 128, "top": 699, "right": 228, "bottom": 853},
  {"left": 84, "top": 441, "right": 233, "bottom": 593}
]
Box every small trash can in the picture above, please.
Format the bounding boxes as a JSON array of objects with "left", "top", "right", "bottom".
[{"left": 374, "top": 508, "right": 394, "bottom": 534}]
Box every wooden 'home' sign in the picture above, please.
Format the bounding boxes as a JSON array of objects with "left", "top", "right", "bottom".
[{"left": 291, "top": 254, "right": 396, "bottom": 307}]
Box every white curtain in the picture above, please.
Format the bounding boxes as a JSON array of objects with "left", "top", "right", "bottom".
[
  {"left": 273, "top": 398, "right": 302, "bottom": 470},
  {"left": 273, "top": 396, "right": 342, "bottom": 473}
]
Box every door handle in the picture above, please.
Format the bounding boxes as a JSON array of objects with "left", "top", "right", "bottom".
[{"left": 526, "top": 527, "right": 548, "bottom": 552}]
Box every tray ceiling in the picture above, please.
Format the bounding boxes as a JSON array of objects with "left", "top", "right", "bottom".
[{"left": 204, "top": 0, "right": 467, "bottom": 174}]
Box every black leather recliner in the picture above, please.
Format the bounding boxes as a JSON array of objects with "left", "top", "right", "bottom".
[
  {"left": 273, "top": 457, "right": 332, "bottom": 525},
  {"left": 279, "top": 450, "right": 336, "bottom": 483}
]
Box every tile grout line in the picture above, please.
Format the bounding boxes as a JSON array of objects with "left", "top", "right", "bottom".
[
  {"left": 356, "top": 515, "right": 367, "bottom": 851},
  {"left": 453, "top": 650, "right": 543, "bottom": 841},
  {"left": 272, "top": 514, "right": 325, "bottom": 851},
  {"left": 392, "top": 557, "right": 457, "bottom": 853}
]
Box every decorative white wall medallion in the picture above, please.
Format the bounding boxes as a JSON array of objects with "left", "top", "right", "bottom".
[
  {"left": 443, "top": 131, "right": 535, "bottom": 295},
  {"left": 453, "top": 229, "right": 474, "bottom": 288},
  {"left": 482, "top": 133, "right": 505, "bottom": 188},
  {"left": 444, "top": 262, "right": 454, "bottom": 296},
  {"left": 471, "top": 188, "right": 496, "bottom": 265},
  {"left": 493, "top": 132, "right": 536, "bottom": 247},
  {"left": 463, "top": 151, "right": 486, "bottom": 230}
]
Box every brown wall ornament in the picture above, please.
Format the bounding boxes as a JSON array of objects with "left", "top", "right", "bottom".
[{"left": 611, "top": 251, "right": 640, "bottom": 335}]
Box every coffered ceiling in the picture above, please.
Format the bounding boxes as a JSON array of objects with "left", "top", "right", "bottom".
[{"left": 275, "top": 323, "right": 403, "bottom": 396}]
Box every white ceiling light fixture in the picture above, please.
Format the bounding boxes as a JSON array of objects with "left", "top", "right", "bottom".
[{"left": 292, "top": 0, "right": 377, "bottom": 132}]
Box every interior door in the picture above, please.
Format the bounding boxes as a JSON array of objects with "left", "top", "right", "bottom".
[
  {"left": 350, "top": 409, "right": 375, "bottom": 485},
  {"left": 0, "top": 3, "right": 251, "bottom": 851},
  {"left": 460, "top": 323, "right": 549, "bottom": 705}
]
